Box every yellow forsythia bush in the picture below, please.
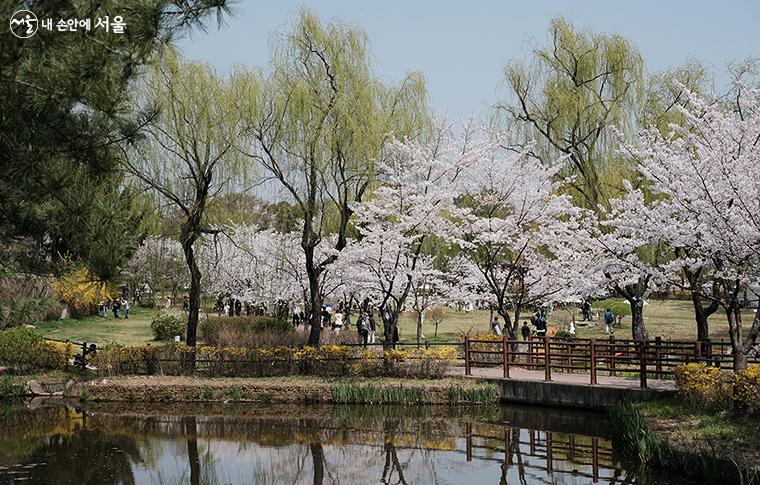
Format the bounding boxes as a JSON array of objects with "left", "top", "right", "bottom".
[
  {"left": 92, "top": 343, "right": 456, "bottom": 379},
  {"left": 51, "top": 266, "right": 112, "bottom": 316},
  {"left": 733, "top": 365, "right": 760, "bottom": 415},
  {"left": 674, "top": 363, "right": 760, "bottom": 415},
  {"left": 674, "top": 363, "right": 730, "bottom": 410}
]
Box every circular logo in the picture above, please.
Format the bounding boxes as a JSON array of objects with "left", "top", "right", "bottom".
[{"left": 10, "top": 10, "right": 38, "bottom": 38}]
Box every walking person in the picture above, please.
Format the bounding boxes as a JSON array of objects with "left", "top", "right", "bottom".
[
  {"left": 358, "top": 313, "right": 370, "bottom": 347},
  {"left": 292, "top": 304, "right": 302, "bottom": 327},
  {"left": 112, "top": 298, "right": 120, "bottom": 319},
  {"left": 491, "top": 316, "right": 502, "bottom": 336},
  {"left": 521, "top": 321, "right": 531, "bottom": 341},
  {"left": 333, "top": 312, "right": 344, "bottom": 335},
  {"left": 604, "top": 308, "right": 615, "bottom": 335},
  {"left": 320, "top": 306, "right": 330, "bottom": 331},
  {"left": 123, "top": 298, "right": 130, "bottom": 319},
  {"left": 581, "top": 300, "right": 591, "bottom": 321},
  {"left": 368, "top": 313, "right": 376, "bottom": 344}
]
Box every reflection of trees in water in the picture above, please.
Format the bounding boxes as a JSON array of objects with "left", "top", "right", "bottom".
[
  {"left": 381, "top": 419, "right": 410, "bottom": 485},
  {"left": 13, "top": 428, "right": 141, "bottom": 485},
  {"left": 1, "top": 403, "right": 651, "bottom": 485}
]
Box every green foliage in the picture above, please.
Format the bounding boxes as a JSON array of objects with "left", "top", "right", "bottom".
[
  {"left": 446, "top": 385, "right": 499, "bottom": 404},
  {"left": 0, "top": 0, "right": 231, "bottom": 279},
  {"left": 331, "top": 383, "right": 429, "bottom": 404},
  {"left": 0, "top": 296, "right": 63, "bottom": 330},
  {"left": 199, "top": 316, "right": 290, "bottom": 346},
  {"left": 150, "top": 311, "right": 186, "bottom": 341},
  {"left": 609, "top": 400, "right": 669, "bottom": 464},
  {"left": 0, "top": 376, "right": 25, "bottom": 397},
  {"left": 595, "top": 299, "right": 631, "bottom": 320},
  {"left": 500, "top": 16, "right": 644, "bottom": 208},
  {"left": 225, "top": 386, "right": 245, "bottom": 401},
  {"left": 0, "top": 328, "right": 68, "bottom": 372}
]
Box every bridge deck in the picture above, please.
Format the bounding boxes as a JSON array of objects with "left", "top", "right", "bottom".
[{"left": 453, "top": 365, "right": 676, "bottom": 391}]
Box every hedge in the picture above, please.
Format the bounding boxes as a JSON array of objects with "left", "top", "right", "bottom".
[
  {"left": 92, "top": 344, "right": 457, "bottom": 379},
  {"left": 0, "top": 328, "right": 71, "bottom": 372}
]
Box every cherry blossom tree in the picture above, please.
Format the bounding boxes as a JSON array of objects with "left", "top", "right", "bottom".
[
  {"left": 334, "top": 124, "right": 472, "bottom": 347},
  {"left": 126, "top": 237, "right": 188, "bottom": 306},
  {"left": 619, "top": 86, "right": 760, "bottom": 367},
  {"left": 408, "top": 267, "right": 450, "bottom": 343},
  {"left": 454, "top": 133, "right": 596, "bottom": 339},
  {"left": 577, "top": 186, "right": 674, "bottom": 341},
  {"left": 199, "top": 226, "right": 344, "bottom": 319}
]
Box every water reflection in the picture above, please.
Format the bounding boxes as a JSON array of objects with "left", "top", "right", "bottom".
[{"left": 0, "top": 401, "right": 689, "bottom": 484}]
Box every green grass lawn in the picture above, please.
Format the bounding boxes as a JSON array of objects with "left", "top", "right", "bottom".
[
  {"left": 28, "top": 298, "right": 756, "bottom": 346},
  {"left": 397, "top": 299, "right": 756, "bottom": 343},
  {"left": 35, "top": 306, "right": 157, "bottom": 346}
]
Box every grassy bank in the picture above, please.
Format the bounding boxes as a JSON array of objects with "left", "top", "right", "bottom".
[
  {"left": 610, "top": 399, "right": 760, "bottom": 484},
  {"left": 28, "top": 299, "right": 754, "bottom": 347},
  {"left": 9, "top": 374, "right": 500, "bottom": 405}
]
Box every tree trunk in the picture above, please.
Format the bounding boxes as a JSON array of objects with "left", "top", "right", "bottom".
[
  {"left": 726, "top": 305, "right": 747, "bottom": 371},
  {"left": 181, "top": 227, "right": 201, "bottom": 347},
  {"left": 691, "top": 291, "right": 710, "bottom": 343},
  {"left": 629, "top": 297, "right": 649, "bottom": 341},
  {"left": 310, "top": 441, "right": 324, "bottom": 485},
  {"left": 184, "top": 416, "right": 200, "bottom": 485},
  {"left": 742, "top": 305, "right": 760, "bottom": 354},
  {"left": 305, "top": 244, "right": 322, "bottom": 346},
  {"left": 685, "top": 270, "right": 719, "bottom": 342},
  {"left": 513, "top": 304, "right": 523, "bottom": 338},
  {"left": 498, "top": 308, "right": 514, "bottom": 339},
  {"left": 416, "top": 310, "right": 425, "bottom": 344},
  {"left": 382, "top": 307, "right": 399, "bottom": 350}
]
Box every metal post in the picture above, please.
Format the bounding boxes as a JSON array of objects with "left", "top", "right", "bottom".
[
  {"left": 504, "top": 427, "right": 511, "bottom": 465},
  {"left": 590, "top": 339, "right": 597, "bottom": 385},
  {"left": 592, "top": 437, "right": 599, "bottom": 482},
  {"left": 639, "top": 341, "right": 648, "bottom": 389},
  {"left": 466, "top": 421, "right": 472, "bottom": 462},
  {"left": 543, "top": 338, "right": 551, "bottom": 381},
  {"left": 464, "top": 336, "right": 471, "bottom": 376},
  {"left": 655, "top": 336, "right": 662, "bottom": 379},
  {"left": 609, "top": 335, "right": 616, "bottom": 377},
  {"left": 503, "top": 335, "right": 510, "bottom": 379},
  {"left": 546, "top": 431, "right": 553, "bottom": 474},
  {"left": 528, "top": 336, "right": 533, "bottom": 369}
]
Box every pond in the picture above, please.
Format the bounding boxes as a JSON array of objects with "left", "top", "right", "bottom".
[{"left": 0, "top": 400, "right": 690, "bottom": 484}]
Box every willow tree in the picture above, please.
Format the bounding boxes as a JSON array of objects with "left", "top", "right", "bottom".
[
  {"left": 126, "top": 52, "right": 249, "bottom": 346},
  {"left": 497, "top": 17, "right": 644, "bottom": 209},
  {"left": 239, "top": 9, "right": 429, "bottom": 345}
]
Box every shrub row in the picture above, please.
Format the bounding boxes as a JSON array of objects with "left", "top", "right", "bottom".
[
  {"left": 92, "top": 344, "right": 457, "bottom": 379},
  {"left": 675, "top": 363, "right": 760, "bottom": 415},
  {"left": 0, "top": 328, "right": 71, "bottom": 372}
]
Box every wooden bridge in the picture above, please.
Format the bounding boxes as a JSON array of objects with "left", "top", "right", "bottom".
[{"left": 461, "top": 335, "right": 757, "bottom": 407}]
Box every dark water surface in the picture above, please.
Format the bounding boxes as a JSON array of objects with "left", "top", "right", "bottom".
[{"left": 0, "top": 400, "right": 690, "bottom": 484}]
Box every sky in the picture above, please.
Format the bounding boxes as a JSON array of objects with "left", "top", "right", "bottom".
[{"left": 178, "top": 0, "right": 760, "bottom": 119}]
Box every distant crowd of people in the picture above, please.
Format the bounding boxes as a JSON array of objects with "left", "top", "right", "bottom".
[
  {"left": 212, "top": 294, "right": 290, "bottom": 319},
  {"left": 212, "top": 294, "right": 400, "bottom": 346},
  {"left": 489, "top": 303, "right": 617, "bottom": 339},
  {"left": 98, "top": 287, "right": 135, "bottom": 319}
]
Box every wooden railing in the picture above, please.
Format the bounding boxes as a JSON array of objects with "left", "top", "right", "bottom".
[{"left": 463, "top": 335, "right": 759, "bottom": 388}]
